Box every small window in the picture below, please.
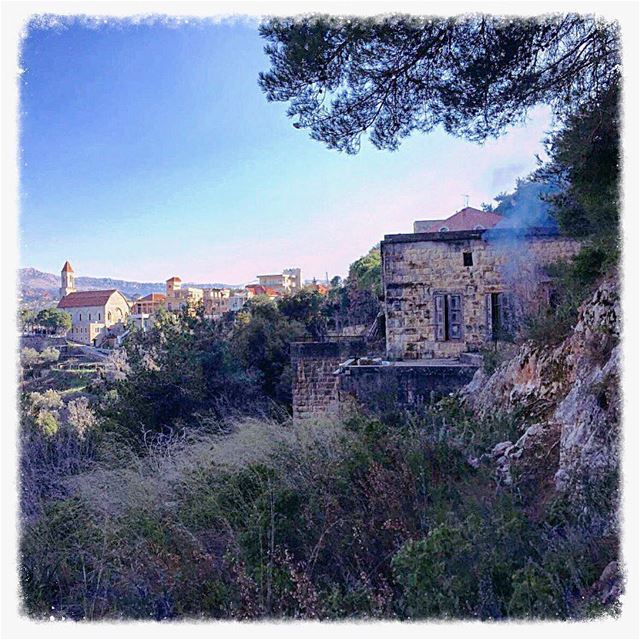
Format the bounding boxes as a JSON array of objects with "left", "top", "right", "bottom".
[
  {"left": 79, "top": 313, "right": 82, "bottom": 321},
  {"left": 474, "top": 224, "right": 485, "bottom": 230},
  {"left": 439, "top": 226, "right": 449, "bottom": 232},
  {"left": 463, "top": 252, "right": 473, "bottom": 266}
]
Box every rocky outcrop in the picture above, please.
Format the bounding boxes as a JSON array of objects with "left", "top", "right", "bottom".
[
  {"left": 586, "top": 561, "right": 623, "bottom": 608},
  {"left": 463, "top": 275, "right": 620, "bottom": 511}
]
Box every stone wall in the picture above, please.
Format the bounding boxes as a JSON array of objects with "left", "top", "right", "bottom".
[
  {"left": 338, "top": 362, "right": 478, "bottom": 415},
  {"left": 291, "top": 340, "right": 367, "bottom": 421},
  {"left": 292, "top": 340, "right": 478, "bottom": 421},
  {"left": 381, "top": 228, "right": 581, "bottom": 360}
]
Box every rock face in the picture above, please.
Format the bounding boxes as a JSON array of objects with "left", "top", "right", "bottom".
[{"left": 463, "top": 275, "right": 620, "bottom": 515}]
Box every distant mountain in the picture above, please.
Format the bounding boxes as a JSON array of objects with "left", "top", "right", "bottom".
[{"left": 19, "top": 268, "right": 242, "bottom": 309}]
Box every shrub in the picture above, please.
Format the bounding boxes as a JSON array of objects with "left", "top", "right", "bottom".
[
  {"left": 20, "top": 347, "right": 40, "bottom": 369},
  {"left": 29, "top": 390, "right": 63, "bottom": 412},
  {"left": 66, "top": 397, "right": 97, "bottom": 438},
  {"left": 34, "top": 411, "right": 59, "bottom": 437},
  {"left": 40, "top": 347, "right": 60, "bottom": 363}
]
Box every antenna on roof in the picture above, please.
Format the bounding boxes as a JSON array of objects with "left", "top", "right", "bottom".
[{"left": 462, "top": 194, "right": 470, "bottom": 208}]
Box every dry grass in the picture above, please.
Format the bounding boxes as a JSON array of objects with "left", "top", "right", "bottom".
[{"left": 66, "top": 416, "right": 351, "bottom": 521}]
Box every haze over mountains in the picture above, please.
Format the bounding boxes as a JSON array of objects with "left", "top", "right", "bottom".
[{"left": 19, "top": 267, "right": 241, "bottom": 308}]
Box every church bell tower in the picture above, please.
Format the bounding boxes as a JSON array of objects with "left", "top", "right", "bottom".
[{"left": 60, "top": 261, "right": 76, "bottom": 298}]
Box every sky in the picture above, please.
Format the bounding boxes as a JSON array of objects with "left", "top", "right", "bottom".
[{"left": 20, "top": 16, "right": 553, "bottom": 284}]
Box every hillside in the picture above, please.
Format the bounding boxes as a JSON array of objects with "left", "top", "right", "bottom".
[{"left": 19, "top": 267, "right": 241, "bottom": 308}]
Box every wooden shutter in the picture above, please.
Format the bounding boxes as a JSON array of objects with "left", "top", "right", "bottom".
[
  {"left": 485, "top": 294, "right": 493, "bottom": 340},
  {"left": 448, "top": 294, "right": 463, "bottom": 340},
  {"left": 499, "top": 292, "right": 516, "bottom": 335},
  {"left": 434, "top": 294, "right": 445, "bottom": 341}
]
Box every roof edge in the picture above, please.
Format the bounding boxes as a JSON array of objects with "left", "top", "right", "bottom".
[{"left": 382, "top": 227, "right": 563, "bottom": 245}]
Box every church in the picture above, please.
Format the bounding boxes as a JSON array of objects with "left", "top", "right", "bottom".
[{"left": 56, "top": 261, "right": 130, "bottom": 346}]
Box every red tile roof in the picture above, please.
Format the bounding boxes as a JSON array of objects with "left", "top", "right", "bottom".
[
  {"left": 308, "top": 283, "right": 329, "bottom": 294},
  {"left": 137, "top": 293, "right": 166, "bottom": 302},
  {"left": 246, "top": 284, "right": 280, "bottom": 297},
  {"left": 166, "top": 276, "right": 182, "bottom": 283},
  {"left": 423, "top": 207, "right": 504, "bottom": 232},
  {"left": 61, "top": 261, "right": 74, "bottom": 273},
  {"left": 58, "top": 289, "right": 121, "bottom": 308}
]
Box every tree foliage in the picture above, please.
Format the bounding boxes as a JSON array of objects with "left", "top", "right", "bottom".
[
  {"left": 231, "top": 296, "right": 307, "bottom": 404},
  {"left": 324, "top": 245, "right": 382, "bottom": 332},
  {"left": 35, "top": 308, "right": 72, "bottom": 334},
  {"left": 348, "top": 244, "right": 382, "bottom": 296},
  {"left": 259, "top": 14, "right": 619, "bottom": 153},
  {"left": 535, "top": 82, "right": 620, "bottom": 248},
  {"left": 102, "top": 308, "right": 264, "bottom": 444}
]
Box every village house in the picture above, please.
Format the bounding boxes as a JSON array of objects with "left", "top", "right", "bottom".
[
  {"left": 291, "top": 207, "right": 582, "bottom": 420},
  {"left": 56, "top": 261, "right": 130, "bottom": 345},
  {"left": 202, "top": 287, "right": 231, "bottom": 318},
  {"left": 164, "top": 276, "right": 203, "bottom": 314},
  {"left": 129, "top": 292, "right": 167, "bottom": 330},
  {"left": 246, "top": 284, "right": 281, "bottom": 300},
  {"left": 131, "top": 292, "right": 166, "bottom": 315},
  {"left": 229, "top": 291, "right": 249, "bottom": 312},
  {"left": 256, "top": 268, "right": 302, "bottom": 294},
  {"left": 381, "top": 207, "right": 582, "bottom": 359}
]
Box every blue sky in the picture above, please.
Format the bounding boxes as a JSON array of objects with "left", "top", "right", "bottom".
[{"left": 20, "top": 17, "right": 552, "bottom": 284}]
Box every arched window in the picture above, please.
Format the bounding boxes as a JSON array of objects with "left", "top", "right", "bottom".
[
  {"left": 108, "top": 311, "right": 112, "bottom": 321},
  {"left": 79, "top": 313, "right": 82, "bottom": 321},
  {"left": 474, "top": 224, "right": 485, "bottom": 230},
  {"left": 98, "top": 313, "right": 101, "bottom": 320},
  {"left": 439, "top": 226, "right": 449, "bottom": 232}
]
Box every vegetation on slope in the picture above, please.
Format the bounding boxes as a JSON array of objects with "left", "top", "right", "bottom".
[{"left": 20, "top": 402, "right": 617, "bottom": 620}]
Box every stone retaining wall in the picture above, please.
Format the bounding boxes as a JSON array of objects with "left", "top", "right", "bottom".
[
  {"left": 291, "top": 340, "right": 367, "bottom": 421},
  {"left": 338, "top": 363, "right": 479, "bottom": 415},
  {"left": 292, "top": 340, "right": 478, "bottom": 421}
]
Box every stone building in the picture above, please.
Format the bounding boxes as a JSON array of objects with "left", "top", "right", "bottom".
[
  {"left": 256, "top": 268, "right": 302, "bottom": 294},
  {"left": 381, "top": 222, "right": 581, "bottom": 360},
  {"left": 291, "top": 207, "right": 582, "bottom": 420},
  {"left": 57, "top": 262, "right": 130, "bottom": 345},
  {"left": 130, "top": 292, "right": 166, "bottom": 330},
  {"left": 131, "top": 292, "right": 166, "bottom": 315},
  {"left": 203, "top": 287, "right": 231, "bottom": 318},
  {"left": 164, "top": 276, "right": 203, "bottom": 313}
]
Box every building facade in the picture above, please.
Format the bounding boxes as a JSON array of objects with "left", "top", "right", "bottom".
[
  {"left": 57, "top": 262, "right": 130, "bottom": 345},
  {"left": 131, "top": 292, "right": 166, "bottom": 315},
  {"left": 256, "top": 268, "right": 302, "bottom": 294},
  {"left": 381, "top": 227, "right": 581, "bottom": 359},
  {"left": 202, "top": 287, "right": 231, "bottom": 317},
  {"left": 165, "top": 276, "right": 203, "bottom": 313},
  {"left": 129, "top": 292, "right": 166, "bottom": 330}
]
